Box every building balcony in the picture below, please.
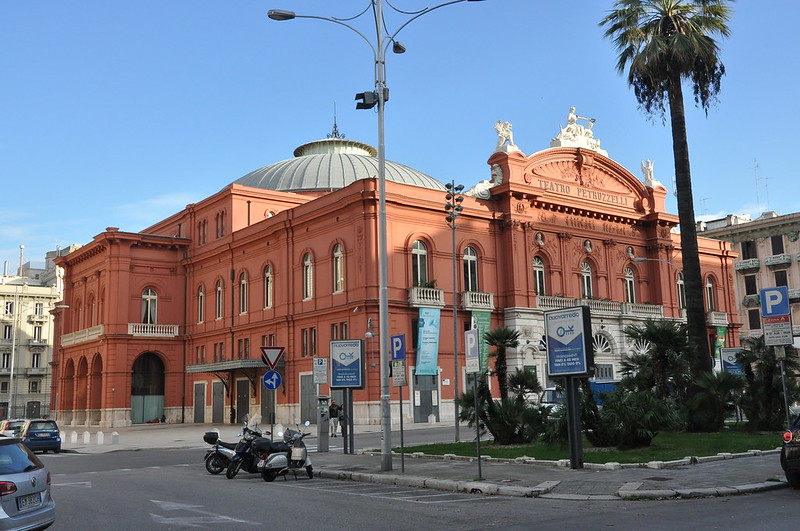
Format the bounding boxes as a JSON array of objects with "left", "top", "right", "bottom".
[
  {"left": 707, "top": 311, "right": 729, "bottom": 327},
  {"left": 790, "top": 289, "right": 800, "bottom": 302},
  {"left": 61, "top": 325, "right": 104, "bottom": 346},
  {"left": 27, "top": 339, "right": 47, "bottom": 347},
  {"left": 1, "top": 313, "right": 13, "bottom": 322},
  {"left": 733, "top": 258, "right": 760, "bottom": 273},
  {"left": 25, "top": 367, "right": 47, "bottom": 376},
  {"left": 128, "top": 323, "right": 180, "bottom": 337},
  {"left": 408, "top": 287, "right": 445, "bottom": 308},
  {"left": 742, "top": 294, "right": 761, "bottom": 308},
  {"left": 460, "top": 291, "right": 494, "bottom": 311},
  {"left": 535, "top": 295, "right": 664, "bottom": 318},
  {"left": 765, "top": 253, "right": 792, "bottom": 269},
  {"left": 27, "top": 314, "right": 47, "bottom": 324}
]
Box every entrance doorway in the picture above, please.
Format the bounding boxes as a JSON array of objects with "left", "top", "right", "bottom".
[
  {"left": 413, "top": 373, "right": 439, "bottom": 423},
  {"left": 130, "top": 353, "right": 165, "bottom": 424},
  {"left": 193, "top": 383, "right": 205, "bottom": 423}
]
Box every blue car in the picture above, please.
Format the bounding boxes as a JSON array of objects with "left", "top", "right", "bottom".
[{"left": 19, "top": 420, "right": 61, "bottom": 454}]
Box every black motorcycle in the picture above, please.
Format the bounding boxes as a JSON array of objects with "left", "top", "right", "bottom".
[
  {"left": 203, "top": 431, "right": 238, "bottom": 475},
  {"left": 225, "top": 418, "right": 278, "bottom": 479}
]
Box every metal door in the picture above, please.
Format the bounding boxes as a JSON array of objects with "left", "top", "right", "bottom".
[
  {"left": 413, "top": 373, "right": 440, "bottom": 423},
  {"left": 236, "top": 379, "right": 249, "bottom": 424},
  {"left": 193, "top": 383, "right": 205, "bottom": 423},
  {"left": 300, "top": 374, "right": 316, "bottom": 424},
  {"left": 260, "top": 387, "right": 275, "bottom": 426},
  {"left": 212, "top": 382, "right": 224, "bottom": 424}
]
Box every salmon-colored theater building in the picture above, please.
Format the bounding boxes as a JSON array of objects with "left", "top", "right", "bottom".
[{"left": 52, "top": 111, "right": 738, "bottom": 428}]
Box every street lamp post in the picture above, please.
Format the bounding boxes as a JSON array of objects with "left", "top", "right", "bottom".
[
  {"left": 268, "top": 0, "right": 485, "bottom": 472},
  {"left": 444, "top": 181, "right": 464, "bottom": 442}
]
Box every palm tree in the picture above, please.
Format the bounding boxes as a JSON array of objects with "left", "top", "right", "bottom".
[
  {"left": 600, "top": 0, "right": 733, "bottom": 375},
  {"left": 623, "top": 318, "right": 689, "bottom": 399},
  {"left": 483, "top": 327, "right": 520, "bottom": 401}
]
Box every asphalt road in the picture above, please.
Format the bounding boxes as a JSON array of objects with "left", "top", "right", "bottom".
[{"left": 39, "top": 447, "right": 800, "bottom": 530}]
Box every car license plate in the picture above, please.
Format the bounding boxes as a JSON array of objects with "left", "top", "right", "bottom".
[
  {"left": 17, "top": 493, "right": 42, "bottom": 511},
  {"left": 36, "top": 432, "right": 49, "bottom": 438}
]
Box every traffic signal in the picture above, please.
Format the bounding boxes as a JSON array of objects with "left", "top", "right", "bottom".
[{"left": 355, "top": 91, "right": 377, "bottom": 110}]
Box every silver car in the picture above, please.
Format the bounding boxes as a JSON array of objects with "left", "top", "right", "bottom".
[{"left": 0, "top": 438, "right": 55, "bottom": 530}]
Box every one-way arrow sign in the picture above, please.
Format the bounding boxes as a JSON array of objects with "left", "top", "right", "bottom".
[{"left": 260, "top": 346, "right": 285, "bottom": 369}]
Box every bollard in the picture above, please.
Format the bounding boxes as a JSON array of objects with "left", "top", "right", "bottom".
[
  {"left": 96, "top": 431, "right": 104, "bottom": 445},
  {"left": 111, "top": 432, "right": 119, "bottom": 445},
  {"left": 82, "top": 431, "right": 91, "bottom": 444},
  {"left": 70, "top": 431, "right": 77, "bottom": 444}
]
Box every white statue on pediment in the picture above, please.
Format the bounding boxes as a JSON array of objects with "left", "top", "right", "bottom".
[
  {"left": 641, "top": 159, "right": 663, "bottom": 188},
  {"left": 550, "top": 107, "right": 608, "bottom": 156},
  {"left": 465, "top": 164, "right": 504, "bottom": 199},
  {"left": 494, "top": 120, "right": 520, "bottom": 153}
]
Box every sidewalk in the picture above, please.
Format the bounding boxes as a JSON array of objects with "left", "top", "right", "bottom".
[{"left": 59, "top": 423, "right": 790, "bottom": 501}]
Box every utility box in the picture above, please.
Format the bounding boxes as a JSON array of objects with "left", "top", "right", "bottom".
[{"left": 317, "top": 395, "right": 330, "bottom": 452}]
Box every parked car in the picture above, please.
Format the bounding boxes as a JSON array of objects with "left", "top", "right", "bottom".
[
  {"left": 18, "top": 421, "right": 61, "bottom": 454},
  {"left": 781, "top": 415, "right": 800, "bottom": 488},
  {"left": 0, "top": 437, "right": 55, "bottom": 529},
  {"left": 539, "top": 389, "right": 566, "bottom": 413},
  {"left": 0, "top": 420, "right": 27, "bottom": 439}
]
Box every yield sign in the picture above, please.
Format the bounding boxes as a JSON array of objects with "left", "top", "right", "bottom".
[{"left": 260, "top": 346, "right": 285, "bottom": 369}]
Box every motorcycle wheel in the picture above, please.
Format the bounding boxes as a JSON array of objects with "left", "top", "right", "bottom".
[
  {"left": 205, "top": 453, "right": 226, "bottom": 475},
  {"left": 262, "top": 470, "right": 278, "bottom": 482},
  {"left": 306, "top": 465, "right": 313, "bottom": 479},
  {"left": 226, "top": 460, "right": 242, "bottom": 479}
]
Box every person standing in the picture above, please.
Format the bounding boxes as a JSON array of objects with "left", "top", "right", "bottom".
[{"left": 329, "top": 399, "right": 342, "bottom": 437}]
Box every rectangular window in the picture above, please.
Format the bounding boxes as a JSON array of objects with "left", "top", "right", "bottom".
[
  {"left": 744, "top": 274, "right": 757, "bottom": 295},
  {"left": 771, "top": 235, "right": 785, "bottom": 255},
  {"left": 0, "top": 382, "right": 7, "bottom": 394},
  {"left": 331, "top": 323, "right": 339, "bottom": 340},
  {"left": 748, "top": 309, "right": 761, "bottom": 330},
  {"left": 34, "top": 302, "right": 43, "bottom": 316},
  {"left": 4, "top": 302, "right": 12, "bottom": 315},
  {"left": 1, "top": 352, "right": 9, "bottom": 369},
  {"left": 775, "top": 270, "right": 788, "bottom": 287},
  {"left": 302, "top": 328, "right": 309, "bottom": 357},
  {"left": 31, "top": 351, "right": 40, "bottom": 369},
  {"left": 340, "top": 322, "right": 348, "bottom": 340},
  {"left": 740, "top": 240, "right": 757, "bottom": 260},
  {"left": 594, "top": 364, "right": 614, "bottom": 380},
  {"left": 28, "top": 380, "right": 39, "bottom": 394},
  {"left": 33, "top": 326, "right": 42, "bottom": 341},
  {"left": 237, "top": 339, "right": 244, "bottom": 359},
  {"left": 2, "top": 325, "right": 11, "bottom": 340}
]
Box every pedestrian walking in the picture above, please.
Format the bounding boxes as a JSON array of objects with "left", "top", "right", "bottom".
[{"left": 329, "top": 399, "right": 342, "bottom": 437}]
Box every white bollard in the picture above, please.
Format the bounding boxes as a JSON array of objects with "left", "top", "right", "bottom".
[
  {"left": 70, "top": 431, "right": 78, "bottom": 444},
  {"left": 96, "top": 431, "right": 104, "bottom": 445},
  {"left": 82, "top": 431, "right": 91, "bottom": 444},
  {"left": 111, "top": 431, "right": 119, "bottom": 445}
]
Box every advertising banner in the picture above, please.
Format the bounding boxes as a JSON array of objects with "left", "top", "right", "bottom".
[
  {"left": 415, "top": 308, "right": 440, "bottom": 376},
  {"left": 720, "top": 347, "right": 745, "bottom": 376},
  {"left": 545, "top": 306, "right": 593, "bottom": 376},
  {"left": 471, "top": 310, "right": 492, "bottom": 373},
  {"left": 330, "top": 340, "right": 364, "bottom": 388}
]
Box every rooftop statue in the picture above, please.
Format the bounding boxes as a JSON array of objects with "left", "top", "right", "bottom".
[
  {"left": 494, "top": 120, "right": 520, "bottom": 153},
  {"left": 641, "top": 159, "right": 663, "bottom": 188},
  {"left": 550, "top": 107, "right": 608, "bottom": 157}
]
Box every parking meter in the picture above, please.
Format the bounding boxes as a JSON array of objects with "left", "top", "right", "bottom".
[{"left": 317, "top": 395, "right": 330, "bottom": 452}]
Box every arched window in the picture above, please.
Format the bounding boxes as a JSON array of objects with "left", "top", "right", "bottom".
[
  {"left": 332, "top": 244, "right": 344, "bottom": 293},
  {"left": 463, "top": 246, "right": 478, "bottom": 292},
  {"left": 239, "top": 272, "right": 248, "bottom": 314},
  {"left": 197, "top": 286, "right": 204, "bottom": 324},
  {"left": 303, "top": 253, "right": 314, "bottom": 300},
  {"left": 141, "top": 288, "right": 157, "bottom": 324},
  {"left": 215, "top": 280, "right": 224, "bottom": 319},
  {"left": 677, "top": 272, "right": 686, "bottom": 309},
  {"left": 264, "top": 265, "right": 273, "bottom": 308},
  {"left": 705, "top": 276, "right": 716, "bottom": 311},
  {"left": 412, "top": 240, "right": 428, "bottom": 287},
  {"left": 533, "top": 256, "right": 546, "bottom": 296},
  {"left": 580, "top": 262, "right": 593, "bottom": 299},
  {"left": 624, "top": 267, "right": 636, "bottom": 303}
]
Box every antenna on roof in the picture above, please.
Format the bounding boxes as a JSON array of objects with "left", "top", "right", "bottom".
[
  {"left": 752, "top": 158, "right": 762, "bottom": 213},
  {"left": 327, "top": 102, "right": 345, "bottom": 139}
]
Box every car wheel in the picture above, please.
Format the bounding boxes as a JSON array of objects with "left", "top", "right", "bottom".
[
  {"left": 54, "top": 448, "right": 61, "bottom": 454},
  {"left": 226, "top": 461, "right": 242, "bottom": 479},
  {"left": 262, "top": 470, "right": 278, "bottom": 482},
  {"left": 205, "top": 454, "right": 225, "bottom": 475},
  {"left": 786, "top": 470, "right": 800, "bottom": 489}
]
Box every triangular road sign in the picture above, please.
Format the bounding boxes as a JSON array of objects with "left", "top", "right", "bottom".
[{"left": 260, "top": 346, "right": 285, "bottom": 369}]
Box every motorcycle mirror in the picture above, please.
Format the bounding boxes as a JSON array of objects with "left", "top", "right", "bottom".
[
  {"left": 304, "top": 420, "right": 311, "bottom": 427},
  {"left": 277, "top": 431, "right": 284, "bottom": 437}
]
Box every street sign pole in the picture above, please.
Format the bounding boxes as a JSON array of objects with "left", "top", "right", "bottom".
[
  {"left": 759, "top": 287, "right": 794, "bottom": 428},
  {"left": 464, "top": 328, "right": 482, "bottom": 480}
]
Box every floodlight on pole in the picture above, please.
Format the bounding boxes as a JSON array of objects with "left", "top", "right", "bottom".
[{"left": 268, "top": 0, "right": 486, "bottom": 472}]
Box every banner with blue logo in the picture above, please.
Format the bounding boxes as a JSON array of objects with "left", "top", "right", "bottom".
[
  {"left": 415, "top": 307, "right": 440, "bottom": 376},
  {"left": 330, "top": 340, "right": 364, "bottom": 388}
]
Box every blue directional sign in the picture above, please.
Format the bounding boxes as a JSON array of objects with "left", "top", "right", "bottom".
[
  {"left": 391, "top": 334, "right": 406, "bottom": 361},
  {"left": 262, "top": 370, "right": 282, "bottom": 390}
]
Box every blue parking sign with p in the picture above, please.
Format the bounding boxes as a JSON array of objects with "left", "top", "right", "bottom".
[
  {"left": 760, "top": 287, "right": 790, "bottom": 317},
  {"left": 391, "top": 334, "right": 406, "bottom": 361}
]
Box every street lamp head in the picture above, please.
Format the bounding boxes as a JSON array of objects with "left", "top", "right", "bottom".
[
  {"left": 267, "top": 9, "right": 296, "bottom": 21},
  {"left": 392, "top": 40, "right": 406, "bottom": 54}
]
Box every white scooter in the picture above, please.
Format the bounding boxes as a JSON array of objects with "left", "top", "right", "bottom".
[{"left": 258, "top": 421, "right": 313, "bottom": 481}]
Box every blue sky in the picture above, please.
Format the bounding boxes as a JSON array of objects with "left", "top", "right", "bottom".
[{"left": 1, "top": 1, "right": 796, "bottom": 270}]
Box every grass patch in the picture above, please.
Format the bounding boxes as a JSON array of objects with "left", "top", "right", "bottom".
[{"left": 397, "top": 429, "right": 783, "bottom": 464}]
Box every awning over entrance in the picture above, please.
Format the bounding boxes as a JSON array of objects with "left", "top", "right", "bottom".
[{"left": 186, "top": 360, "right": 265, "bottom": 373}]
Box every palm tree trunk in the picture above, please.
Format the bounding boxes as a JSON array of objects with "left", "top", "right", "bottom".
[{"left": 667, "top": 72, "right": 712, "bottom": 374}]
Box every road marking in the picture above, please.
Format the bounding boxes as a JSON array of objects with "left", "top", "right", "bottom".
[
  {"left": 52, "top": 481, "right": 92, "bottom": 488},
  {"left": 150, "top": 500, "right": 259, "bottom": 526}
]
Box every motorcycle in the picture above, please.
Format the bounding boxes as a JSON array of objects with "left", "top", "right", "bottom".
[
  {"left": 225, "top": 416, "right": 274, "bottom": 479},
  {"left": 203, "top": 430, "right": 238, "bottom": 475},
  {"left": 258, "top": 420, "right": 313, "bottom": 482}
]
